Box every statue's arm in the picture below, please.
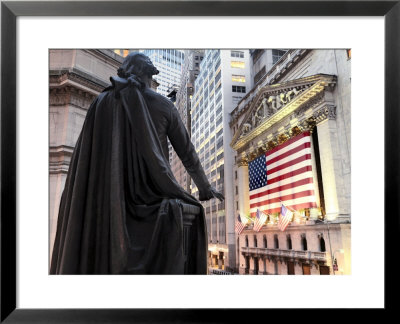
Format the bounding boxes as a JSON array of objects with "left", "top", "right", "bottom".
[{"left": 167, "top": 107, "right": 223, "bottom": 201}]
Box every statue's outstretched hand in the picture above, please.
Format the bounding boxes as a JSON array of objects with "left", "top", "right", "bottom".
[
  {"left": 199, "top": 186, "right": 224, "bottom": 202},
  {"left": 210, "top": 187, "right": 224, "bottom": 201}
]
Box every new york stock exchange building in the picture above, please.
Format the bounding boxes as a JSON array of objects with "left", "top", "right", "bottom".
[{"left": 230, "top": 49, "right": 351, "bottom": 275}]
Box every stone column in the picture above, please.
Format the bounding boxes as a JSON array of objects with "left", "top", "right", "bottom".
[
  {"left": 315, "top": 107, "right": 343, "bottom": 221},
  {"left": 262, "top": 257, "right": 267, "bottom": 274},
  {"left": 279, "top": 260, "right": 288, "bottom": 275},
  {"left": 237, "top": 160, "right": 250, "bottom": 218}
]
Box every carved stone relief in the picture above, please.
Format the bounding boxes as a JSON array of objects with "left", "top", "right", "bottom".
[
  {"left": 239, "top": 85, "right": 305, "bottom": 138},
  {"left": 313, "top": 105, "right": 336, "bottom": 124}
]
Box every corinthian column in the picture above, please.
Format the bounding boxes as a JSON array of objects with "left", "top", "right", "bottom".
[{"left": 237, "top": 158, "right": 250, "bottom": 218}]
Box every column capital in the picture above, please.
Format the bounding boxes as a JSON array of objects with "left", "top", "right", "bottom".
[
  {"left": 313, "top": 105, "right": 336, "bottom": 124},
  {"left": 237, "top": 157, "right": 249, "bottom": 167}
]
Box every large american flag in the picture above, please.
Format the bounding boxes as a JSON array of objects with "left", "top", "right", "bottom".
[{"left": 249, "top": 132, "right": 317, "bottom": 216}]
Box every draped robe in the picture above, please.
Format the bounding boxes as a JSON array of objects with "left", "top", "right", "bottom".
[{"left": 50, "top": 77, "right": 211, "bottom": 274}]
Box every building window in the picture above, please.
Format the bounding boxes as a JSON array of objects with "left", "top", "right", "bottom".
[
  {"left": 254, "top": 235, "right": 258, "bottom": 248},
  {"left": 274, "top": 234, "right": 279, "bottom": 249},
  {"left": 216, "top": 106, "right": 223, "bottom": 117},
  {"left": 320, "top": 236, "right": 326, "bottom": 252},
  {"left": 236, "top": 201, "right": 239, "bottom": 210},
  {"left": 245, "top": 235, "right": 249, "bottom": 247},
  {"left": 231, "top": 50, "right": 244, "bottom": 58},
  {"left": 263, "top": 235, "right": 267, "bottom": 248},
  {"left": 254, "top": 65, "right": 266, "bottom": 84},
  {"left": 272, "top": 49, "right": 287, "bottom": 64},
  {"left": 232, "top": 75, "right": 246, "bottom": 83},
  {"left": 231, "top": 61, "right": 245, "bottom": 69},
  {"left": 235, "top": 170, "right": 238, "bottom": 179},
  {"left": 232, "top": 96, "right": 242, "bottom": 105},
  {"left": 287, "top": 234, "right": 292, "bottom": 250},
  {"left": 346, "top": 49, "right": 351, "bottom": 59},
  {"left": 216, "top": 92, "right": 222, "bottom": 104},
  {"left": 235, "top": 186, "right": 238, "bottom": 195},
  {"left": 232, "top": 85, "right": 246, "bottom": 93},
  {"left": 301, "top": 234, "right": 308, "bottom": 251},
  {"left": 215, "top": 71, "right": 221, "bottom": 83}
]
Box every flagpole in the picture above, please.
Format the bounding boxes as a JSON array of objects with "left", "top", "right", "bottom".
[{"left": 326, "top": 220, "right": 335, "bottom": 276}]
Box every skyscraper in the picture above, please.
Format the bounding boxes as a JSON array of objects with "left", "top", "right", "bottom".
[
  {"left": 141, "top": 49, "right": 185, "bottom": 97},
  {"left": 171, "top": 50, "right": 204, "bottom": 192},
  {"left": 190, "top": 49, "right": 251, "bottom": 271}
]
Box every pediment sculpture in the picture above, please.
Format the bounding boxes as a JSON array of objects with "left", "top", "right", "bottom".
[
  {"left": 239, "top": 86, "right": 304, "bottom": 138},
  {"left": 231, "top": 74, "right": 337, "bottom": 151}
]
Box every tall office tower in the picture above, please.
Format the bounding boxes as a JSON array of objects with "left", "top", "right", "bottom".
[
  {"left": 171, "top": 50, "right": 205, "bottom": 192},
  {"left": 250, "top": 49, "right": 287, "bottom": 86},
  {"left": 114, "top": 49, "right": 185, "bottom": 98},
  {"left": 190, "top": 50, "right": 251, "bottom": 272},
  {"left": 141, "top": 49, "right": 185, "bottom": 97}
]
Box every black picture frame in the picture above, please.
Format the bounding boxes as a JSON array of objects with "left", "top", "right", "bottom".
[{"left": 1, "top": 0, "right": 398, "bottom": 322}]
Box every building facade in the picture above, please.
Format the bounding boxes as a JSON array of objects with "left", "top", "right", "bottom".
[
  {"left": 250, "top": 49, "right": 287, "bottom": 86},
  {"left": 230, "top": 49, "right": 351, "bottom": 275},
  {"left": 190, "top": 50, "right": 251, "bottom": 271}
]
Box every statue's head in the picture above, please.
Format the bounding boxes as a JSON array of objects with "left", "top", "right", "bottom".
[{"left": 117, "top": 52, "right": 159, "bottom": 79}]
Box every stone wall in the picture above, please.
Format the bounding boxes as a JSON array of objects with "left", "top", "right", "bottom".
[{"left": 49, "top": 49, "right": 123, "bottom": 258}]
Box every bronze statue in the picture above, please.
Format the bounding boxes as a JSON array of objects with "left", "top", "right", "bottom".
[{"left": 50, "top": 52, "right": 223, "bottom": 275}]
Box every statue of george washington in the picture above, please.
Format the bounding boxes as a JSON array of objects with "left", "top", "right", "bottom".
[{"left": 50, "top": 52, "right": 223, "bottom": 275}]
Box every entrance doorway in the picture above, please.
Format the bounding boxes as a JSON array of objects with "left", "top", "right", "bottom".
[
  {"left": 212, "top": 254, "right": 218, "bottom": 268},
  {"left": 218, "top": 251, "right": 224, "bottom": 270},
  {"left": 245, "top": 256, "right": 250, "bottom": 274},
  {"left": 287, "top": 261, "right": 295, "bottom": 275},
  {"left": 302, "top": 264, "right": 311, "bottom": 275},
  {"left": 320, "top": 265, "right": 330, "bottom": 275},
  {"left": 253, "top": 257, "right": 259, "bottom": 274}
]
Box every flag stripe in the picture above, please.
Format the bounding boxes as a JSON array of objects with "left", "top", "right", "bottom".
[
  {"left": 267, "top": 147, "right": 312, "bottom": 171},
  {"left": 250, "top": 177, "right": 314, "bottom": 200},
  {"left": 267, "top": 142, "right": 311, "bottom": 166},
  {"left": 250, "top": 189, "right": 315, "bottom": 209},
  {"left": 250, "top": 182, "right": 315, "bottom": 205},
  {"left": 266, "top": 132, "right": 310, "bottom": 158},
  {"left": 267, "top": 153, "right": 311, "bottom": 176},
  {"left": 266, "top": 165, "right": 312, "bottom": 186},
  {"left": 267, "top": 159, "right": 312, "bottom": 182},
  {"left": 251, "top": 195, "right": 317, "bottom": 213}
]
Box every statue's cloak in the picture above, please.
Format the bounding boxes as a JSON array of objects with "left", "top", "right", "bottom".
[{"left": 50, "top": 79, "right": 207, "bottom": 274}]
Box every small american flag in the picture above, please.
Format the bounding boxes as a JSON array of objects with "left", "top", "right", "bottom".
[
  {"left": 235, "top": 214, "right": 246, "bottom": 235},
  {"left": 249, "top": 132, "right": 317, "bottom": 216},
  {"left": 253, "top": 209, "right": 268, "bottom": 232},
  {"left": 278, "top": 203, "right": 293, "bottom": 232}
]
